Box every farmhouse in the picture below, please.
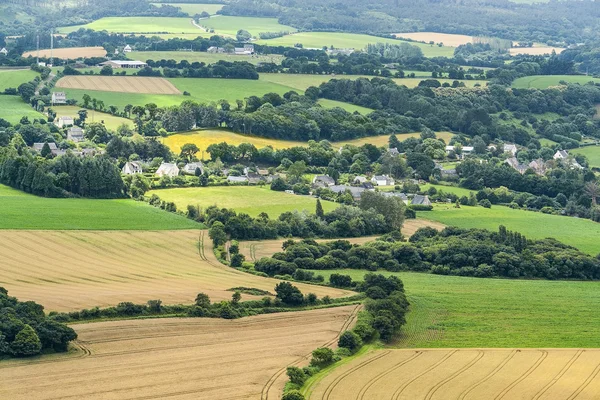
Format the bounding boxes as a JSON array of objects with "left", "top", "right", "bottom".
[
  {"left": 123, "top": 45, "right": 132, "bottom": 53},
  {"left": 446, "top": 145, "right": 474, "bottom": 158},
  {"left": 361, "top": 182, "right": 375, "bottom": 190},
  {"left": 122, "top": 161, "right": 143, "bottom": 175},
  {"left": 505, "top": 157, "right": 528, "bottom": 174},
  {"left": 0, "top": 48, "right": 7, "bottom": 56},
  {"left": 67, "top": 127, "right": 84, "bottom": 142},
  {"left": 234, "top": 44, "right": 255, "bottom": 55},
  {"left": 227, "top": 175, "right": 248, "bottom": 183},
  {"left": 99, "top": 60, "right": 148, "bottom": 69},
  {"left": 554, "top": 150, "right": 569, "bottom": 160},
  {"left": 504, "top": 144, "right": 518, "bottom": 156},
  {"left": 371, "top": 175, "right": 395, "bottom": 186},
  {"left": 382, "top": 192, "right": 409, "bottom": 204},
  {"left": 354, "top": 176, "right": 367, "bottom": 184},
  {"left": 388, "top": 148, "right": 401, "bottom": 156},
  {"left": 52, "top": 92, "right": 67, "bottom": 105},
  {"left": 411, "top": 194, "right": 432, "bottom": 206},
  {"left": 312, "top": 175, "right": 336, "bottom": 187},
  {"left": 528, "top": 159, "right": 547, "bottom": 175},
  {"left": 56, "top": 116, "right": 74, "bottom": 128},
  {"left": 330, "top": 185, "right": 365, "bottom": 200},
  {"left": 183, "top": 162, "right": 204, "bottom": 175},
  {"left": 156, "top": 163, "right": 180, "bottom": 177}
]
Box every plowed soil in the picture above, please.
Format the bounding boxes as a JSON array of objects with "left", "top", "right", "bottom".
[{"left": 56, "top": 75, "right": 181, "bottom": 94}]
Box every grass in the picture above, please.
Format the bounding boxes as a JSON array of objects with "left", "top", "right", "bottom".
[
  {"left": 0, "top": 96, "right": 44, "bottom": 124},
  {"left": 129, "top": 51, "right": 284, "bottom": 65},
  {"left": 422, "top": 203, "right": 600, "bottom": 255},
  {"left": 308, "top": 270, "right": 600, "bottom": 348},
  {"left": 0, "top": 69, "right": 38, "bottom": 91},
  {"left": 146, "top": 186, "right": 339, "bottom": 217},
  {"left": 198, "top": 16, "right": 297, "bottom": 37},
  {"left": 419, "top": 183, "right": 474, "bottom": 197},
  {"left": 0, "top": 184, "right": 200, "bottom": 230},
  {"left": 256, "top": 32, "right": 455, "bottom": 58},
  {"left": 151, "top": 3, "right": 223, "bottom": 15},
  {"left": 58, "top": 17, "right": 205, "bottom": 35},
  {"left": 317, "top": 98, "right": 373, "bottom": 114},
  {"left": 53, "top": 106, "right": 133, "bottom": 131},
  {"left": 571, "top": 145, "right": 600, "bottom": 168},
  {"left": 512, "top": 75, "right": 600, "bottom": 89}
]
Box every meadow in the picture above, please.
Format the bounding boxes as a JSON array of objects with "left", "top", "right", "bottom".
[
  {"left": 570, "top": 145, "right": 600, "bottom": 168},
  {"left": 198, "top": 16, "right": 297, "bottom": 37},
  {"left": 58, "top": 17, "right": 206, "bottom": 36},
  {"left": 0, "top": 306, "right": 357, "bottom": 400},
  {"left": 0, "top": 69, "right": 38, "bottom": 91},
  {"left": 129, "top": 50, "right": 285, "bottom": 65},
  {"left": 508, "top": 46, "right": 564, "bottom": 55},
  {"left": 394, "top": 32, "right": 474, "bottom": 47},
  {"left": 422, "top": 203, "right": 600, "bottom": 255},
  {"left": 151, "top": 2, "right": 224, "bottom": 15},
  {"left": 53, "top": 105, "right": 133, "bottom": 130},
  {"left": 0, "top": 184, "right": 199, "bottom": 230},
  {"left": 22, "top": 46, "right": 106, "bottom": 59},
  {"left": 317, "top": 99, "right": 373, "bottom": 114},
  {"left": 0, "top": 96, "right": 44, "bottom": 124},
  {"left": 147, "top": 186, "right": 340, "bottom": 218},
  {"left": 512, "top": 75, "right": 600, "bottom": 89}
]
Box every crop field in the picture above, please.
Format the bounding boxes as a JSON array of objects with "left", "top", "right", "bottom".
[
  {"left": 0, "top": 69, "right": 38, "bottom": 91},
  {"left": 317, "top": 99, "right": 373, "bottom": 114},
  {"left": 239, "top": 220, "right": 445, "bottom": 261},
  {"left": 151, "top": 2, "right": 224, "bottom": 15},
  {"left": 22, "top": 46, "right": 106, "bottom": 59},
  {"left": 0, "top": 184, "right": 199, "bottom": 230},
  {"left": 53, "top": 105, "right": 133, "bottom": 130},
  {"left": 58, "top": 17, "right": 207, "bottom": 36},
  {"left": 0, "top": 305, "right": 359, "bottom": 400},
  {"left": 147, "top": 186, "right": 340, "bottom": 218},
  {"left": 395, "top": 32, "right": 474, "bottom": 47},
  {"left": 0, "top": 229, "right": 353, "bottom": 312},
  {"left": 338, "top": 131, "right": 455, "bottom": 147},
  {"left": 571, "top": 145, "right": 600, "bottom": 168},
  {"left": 512, "top": 75, "right": 600, "bottom": 89},
  {"left": 309, "top": 348, "right": 600, "bottom": 400},
  {"left": 422, "top": 204, "right": 600, "bottom": 255},
  {"left": 56, "top": 75, "right": 182, "bottom": 94},
  {"left": 256, "top": 32, "right": 456, "bottom": 58},
  {"left": 129, "top": 50, "right": 285, "bottom": 65},
  {"left": 509, "top": 46, "right": 564, "bottom": 55},
  {"left": 198, "top": 16, "right": 297, "bottom": 37},
  {"left": 0, "top": 96, "right": 44, "bottom": 124}
]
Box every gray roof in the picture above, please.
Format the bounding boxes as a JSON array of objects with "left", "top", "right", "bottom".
[
  {"left": 33, "top": 142, "right": 58, "bottom": 151},
  {"left": 382, "top": 192, "right": 408, "bottom": 201},
  {"left": 227, "top": 176, "right": 248, "bottom": 183},
  {"left": 313, "top": 175, "right": 335, "bottom": 185},
  {"left": 411, "top": 194, "right": 432, "bottom": 206},
  {"left": 329, "top": 185, "right": 365, "bottom": 198}
]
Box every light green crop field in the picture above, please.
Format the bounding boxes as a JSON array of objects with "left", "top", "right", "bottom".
[
  {"left": 419, "top": 183, "right": 474, "bottom": 197},
  {"left": 151, "top": 3, "right": 224, "bottom": 15},
  {"left": 0, "top": 184, "right": 201, "bottom": 230},
  {"left": 0, "top": 69, "right": 38, "bottom": 91},
  {"left": 198, "top": 16, "right": 297, "bottom": 37},
  {"left": 317, "top": 99, "right": 373, "bottom": 114},
  {"left": 53, "top": 106, "right": 133, "bottom": 131},
  {"left": 256, "top": 32, "right": 455, "bottom": 58},
  {"left": 147, "top": 186, "right": 339, "bottom": 217},
  {"left": 512, "top": 75, "right": 600, "bottom": 89},
  {"left": 0, "top": 96, "right": 44, "bottom": 124},
  {"left": 58, "top": 17, "right": 206, "bottom": 36},
  {"left": 129, "top": 51, "right": 285, "bottom": 65},
  {"left": 307, "top": 269, "right": 600, "bottom": 348},
  {"left": 571, "top": 145, "right": 600, "bottom": 168},
  {"left": 422, "top": 204, "right": 600, "bottom": 255}
]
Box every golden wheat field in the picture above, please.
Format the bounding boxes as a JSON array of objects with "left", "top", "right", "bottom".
[
  {"left": 55, "top": 75, "right": 182, "bottom": 94},
  {"left": 239, "top": 220, "right": 446, "bottom": 261},
  {"left": 0, "top": 230, "right": 352, "bottom": 312},
  {"left": 0, "top": 305, "right": 360, "bottom": 400},
  {"left": 509, "top": 47, "right": 565, "bottom": 56},
  {"left": 22, "top": 46, "right": 107, "bottom": 59},
  {"left": 394, "top": 32, "right": 473, "bottom": 47},
  {"left": 310, "top": 348, "right": 600, "bottom": 400}
]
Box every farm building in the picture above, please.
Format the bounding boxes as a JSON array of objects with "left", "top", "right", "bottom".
[
  {"left": 312, "top": 175, "right": 336, "bottom": 187},
  {"left": 56, "top": 116, "right": 74, "bottom": 128},
  {"left": 504, "top": 144, "right": 517, "bottom": 156},
  {"left": 183, "top": 162, "right": 204, "bottom": 175},
  {"left": 382, "top": 192, "right": 409, "bottom": 204},
  {"left": 361, "top": 182, "right": 375, "bottom": 190},
  {"left": 156, "top": 163, "right": 180, "bottom": 177},
  {"left": 411, "top": 194, "right": 432, "bottom": 206},
  {"left": 505, "top": 157, "right": 528, "bottom": 174},
  {"left": 354, "top": 176, "right": 367, "bottom": 184},
  {"left": 371, "top": 175, "right": 395, "bottom": 186},
  {"left": 67, "top": 127, "right": 84, "bottom": 142},
  {"left": 446, "top": 145, "right": 474, "bottom": 158},
  {"left": 122, "top": 162, "right": 143, "bottom": 175},
  {"left": 330, "top": 185, "right": 365, "bottom": 200},
  {"left": 98, "top": 60, "right": 148, "bottom": 69},
  {"left": 234, "top": 44, "right": 255, "bottom": 55},
  {"left": 388, "top": 147, "right": 401, "bottom": 156},
  {"left": 52, "top": 92, "right": 67, "bottom": 105},
  {"left": 227, "top": 175, "right": 248, "bottom": 183},
  {"left": 554, "top": 150, "right": 569, "bottom": 160},
  {"left": 123, "top": 45, "right": 132, "bottom": 53},
  {"left": 0, "top": 48, "right": 7, "bottom": 56}
]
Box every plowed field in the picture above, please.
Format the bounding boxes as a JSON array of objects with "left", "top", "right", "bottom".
[
  {"left": 310, "top": 348, "right": 600, "bottom": 400},
  {"left": 0, "top": 230, "right": 352, "bottom": 312},
  {"left": 0, "top": 305, "right": 359, "bottom": 400},
  {"left": 55, "top": 75, "right": 181, "bottom": 94}
]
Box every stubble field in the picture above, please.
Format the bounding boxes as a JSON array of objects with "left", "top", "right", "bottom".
[
  {"left": 0, "top": 230, "right": 352, "bottom": 312},
  {"left": 56, "top": 75, "right": 182, "bottom": 94},
  {"left": 0, "top": 305, "right": 359, "bottom": 400},
  {"left": 22, "top": 46, "right": 107, "bottom": 59},
  {"left": 309, "top": 348, "right": 600, "bottom": 400}
]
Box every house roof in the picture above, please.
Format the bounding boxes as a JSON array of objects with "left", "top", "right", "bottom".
[
  {"left": 100, "top": 60, "right": 147, "bottom": 67},
  {"left": 156, "top": 163, "right": 179, "bottom": 176},
  {"left": 33, "top": 142, "right": 58, "bottom": 151},
  {"left": 313, "top": 175, "right": 335, "bottom": 184},
  {"left": 183, "top": 162, "right": 204, "bottom": 172},
  {"left": 330, "top": 185, "right": 364, "bottom": 198},
  {"left": 382, "top": 192, "right": 408, "bottom": 201},
  {"left": 555, "top": 150, "right": 569, "bottom": 158},
  {"left": 411, "top": 194, "right": 432, "bottom": 206},
  {"left": 227, "top": 176, "right": 248, "bottom": 182}
]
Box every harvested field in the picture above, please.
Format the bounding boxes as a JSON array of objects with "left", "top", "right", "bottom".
[
  {"left": 395, "top": 32, "right": 474, "bottom": 47},
  {"left": 310, "top": 348, "right": 600, "bottom": 400},
  {"left": 56, "top": 75, "right": 182, "bottom": 95},
  {"left": 239, "top": 220, "right": 446, "bottom": 261},
  {"left": 22, "top": 46, "right": 106, "bottom": 59},
  {"left": 0, "top": 305, "right": 359, "bottom": 400},
  {"left": 0, "top": 230, "right": 353, "bottom": 312},
  {"left": 509, "top": 46, "right": 564, "bottom": 55}
]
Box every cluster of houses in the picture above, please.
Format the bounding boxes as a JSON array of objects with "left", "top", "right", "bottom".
[
  {"left": 31, "top": 142, "right": 100, "bottom": 157},
  {"left": 122, "top": 161, "right": 206, "bottom": 178},
  {"left": 207, "top": 44, "right": 255, "bottom": 55},
  {"left": 505, "top": 149, "right": 583, "bottom": 175}
]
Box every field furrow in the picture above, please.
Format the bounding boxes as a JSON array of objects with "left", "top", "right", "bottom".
[{"left": 55, "top": 76, "right": 182, "bottom": 95}]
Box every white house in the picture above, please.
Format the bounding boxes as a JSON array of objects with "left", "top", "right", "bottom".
[
  {"left": 503, "top": 144, "right": 518, "bottom": 156},
  {"left": 99, "top": 60, "right": 147, "bottom": 69},
  {"left": 312, "top": 175, "right": 336, "bottom": 187},
  {"left": 183, "top": 162, "right": 204, "bottom": 175},
  {"left": 155, "top": 163, "right": 179, "bottom": 177},
  {"left": 67, "top": 127, "right": 84, "bottom": 142},
  {"left": 354, "top": 176, "right": 368, "bottom": 184},
  {"left": 371, "top": 175, "right": 395, "bottom": 186},
  {"left": 554, "top": 150, "right": 569, "bottom": 160},
  {"left": 0, "top": 48, "right": 8, "bottom": 56},
  {"left": 123, "top": 45, "right": 132, "bottom": 53},
  {"left": 56, "top": 116, "right": 74, "bottom": 128},
  {"left": 227, "top": 175, "right": 248, "bottom": 183},
  {"left": 52, "top": 92, "right": 67, "bottom": 105},
  {"left": 122, "top": 161, "right": 143, "bottom": 175}
]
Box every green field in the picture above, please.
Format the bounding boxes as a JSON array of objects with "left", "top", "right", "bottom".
[
  {"left": 317, "top": 99, "right": 373, "bottom": 114},
  {"left": 0, "top": 69, "right": 38, "bottom": 91},
  {"left": 0, "top": 184, "right": 200, "bottom": 230},
  {"left": 571, "top": 145, "right": 600, "bottom": 168},
  {"left": 307, "top": 269, "right": 600, "bottom": 348},
  {"left": 129, "top": 51, "right": 285, "bottom": 65},
  {"left": 0, "top": 96, "right": 44, "bottom": 124},
  {"left": 151, "top": 3, "right": 223, "bottom": 15},
  {"left": 512, "top": 75, "right": 600, "bottom": 89},
  {"left": 53, "top": 105, "right": 133, "bottom": 131},
  {"left": 58, "top": 17, "right": 207, "bottom": 36},
  {"left": 418, "top": 183, "right": 474, "bottom": 197},
  {"left": 256, "top": 32, "right": 456, "bottom": 58},
  {"left": 198, "top": 16, "right": 297, "bottom": 37},
  {"left": 422, "top": 204, "right": 600, "bottom": 255},
  {"left": 147, "top": 186, "right": 339, "bottom": 217}
]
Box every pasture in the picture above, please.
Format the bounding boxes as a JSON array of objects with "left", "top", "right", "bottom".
[
  {"left": 199, "top": 16, "right": 297, "bottom": 37},
  {"left": 0, "top": 96, "right": 44, "bottom": 124},
  {"left": 571, "top": 145, "right": 600, "bottom": 168},
  {"left": 395, "top": 32, "right": 474, "bottom": 47},
  {"left": 53, "top": 105, "right": 133, "bottom": 130},
  {"left": 56, "top": 75, "right": 182, "bottom": 94},
  {"left": 512, "top": 75, "right": 600, "bottom": 89},
  {"left": 146, "top": 186, "right": 340, "bottom": 218},
  {"left": 22, "top": 46, "right": 106, "bottom": 59},
  {"left": 129, "top": 50, "right": 285, "bottom": 65},
  {"left": 0, "top": 69, "right": 38, "bottom": 91},
  {"left": 317, "top": 99, "right": 373, "bottom": 114},
  {"left": 422, "top": 204, "right": 600, "bottom": 255},
  {"left": 58, "top": 17, "right": 206, "bottom": 36},
  {"left": 0, "top": 306, "right": 358, "bottom": 400},
  {"left": 151, "top": 2, "right": 224, "bottom": 15},
  {"left": 0, "top": 184, "right": 198, "bottom": 230},
  {"left": 0, "top": 229, "right": 353, "bottom": 312},
  {"left": 309, "top": 348, "right": 600, "bottom": 400},
  {"left": 509, "top": 46, "right": 564, "bottom": 55}
]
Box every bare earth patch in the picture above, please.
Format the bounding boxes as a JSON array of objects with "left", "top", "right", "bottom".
[
  {"left": 23, "top": 46, "right": 107, "bottom": 59},
  {"left": 394, "top": 32, "right": 473, "bottom": 47},
  {"left": 56, "top": 75, "right": 182, "bottom": 94},
  {"left": 311, "top": 348, "right": 600, "bottom": 400},
  {"left": 0, "top": 305, "right": 359, "bottom": 400}
]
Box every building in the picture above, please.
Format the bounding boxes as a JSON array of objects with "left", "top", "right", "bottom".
[
  {"left": 67, "top": 127, "right": 84, "bottom": 142},
  {"left": 56, "top": 116, "right": 74, "bottom": 128},
  {"left": 122, "top": 161, "right": 143, "bottom": 175},
  {"left": 382, "top": 192, "right": 409, "bottom": 204},
  {"left": 503, "top": 144, "right": 518, "bottom": 156},
  {"left": 51, "top": 92, "right": 67, "bottom": 105},
  {"left": 98, "top": 60, "right": 147, "bottom": 69},
  {"left": 554, "top": 150, "right": 569, "bottom": 160},
  {"left": 327, "top": 48, "right": 354, "bottom": 56},
  {"left": 505, "top": 157, "right": 528, "bottom": 174},
  {"left": 354, "top": 176, "right": 368, "bottom": 184},
  {"left": 234, "top": 44, "right": 254, "bottom": 55},
  {"left": 361, "top": 182, "right": 375, "bottom": 190},
  {"left": 329, "top": 185, "right": 365, "bottom": 200},
  {"left": 32, "top": 142, "right": 58, "bottom": 153},
  {"left": 155, "top": 163, "right": 179, "bottom": 177},
  {"left": 371, "top": 175, "right": 395, "bottom": 186},
  {"left": 246, "top": 172, "right": 263, "bottom": 185},
  {"left": 528, "top": 159, "right": 547, "bottom": 175},
  {"left": 312, "top": 175, "right": 336, "bottom": 187},
  {"left": 445, "top": 145, "right": 474, "bottom": 158},
  {"left": 183, "top": 162, "right": 204, "bottom": 175},
  {"left": 411, "top": 194, "right": 432, "bottom": 206},
  {"left": 0, "top": 48, "right": 7, "bottom": 56},
  {"left": 227, "top": 175, "right": 248, "bottom": 184},
  {"left": 388, "top": 148, "right": 401, "bottom": 156},
  {"left": 123, "top": 45, "right": 132, "bottom": 53}
]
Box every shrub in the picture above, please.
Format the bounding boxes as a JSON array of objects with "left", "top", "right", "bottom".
[
  {"left": 282, "top": 391, "right": 305, "bottom": 400},
  {"left": 275, "top": 282, "right": 304, "bottom": 306},
  {"left": 10, "top": 325, "right": 42, "bottom": 357},
  {"left": 286, "top": 366, "right": 307, "bottom": 385},
  {"left": 311, "top": 347, "right": 335, "bottom": 366},
  {"left": 338, "top": 330, "right": 362, "bottom": 352},
  {"left": 479, "top": 199, "right": 492, "bottom": 208}
]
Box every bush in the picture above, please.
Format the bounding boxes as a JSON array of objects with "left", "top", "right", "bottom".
[
  {"left": 311, "top": 347, "right": 335, "bottom": 366},
  {"left": 10, "top": 325, "right": 42, "bottom": 357},
  {"left": 409, "top": 204, "right": 433, "bottom": 211},
  {"left": 479, "top": 199, "right": 492, "bottom": 208},
  {"left": 282, "top": 391, "right": 305, "bottom": 400},
  {"left": 338, "top": 330, "right": 362, "bottom": 352},
  {"left": 286, "top": 366, "right": 307, "bottom": 385}
]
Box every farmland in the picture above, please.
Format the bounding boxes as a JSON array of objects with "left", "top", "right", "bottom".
[
  {"left": 422, "top": 204, "right": 600, "bottom": 255},
  {"left": 53, "top": 105, "right": 133, "bottom": 130},
  {"left": 58, "top": 16, "right": 206, "bottom": 37},
  {"left": 0, "top": 96, "right": 44, "bottom": 124},
  {"left": 56, "top": 75, "right": 182, "bottom": 94},
  {"left": 129, "top": 50, "right": 285, "bottom": 65},
  {"left": 151, "top": 2, "right": 224, "bottom": 15},
  {"left": 508, "top": 46, "right": 564, "bottom": 55},
  {"left": 0, "top": 184, "right": 199, "bottom": 230},
  {"left": 309, "top": 348, "right": 600, "bottom": 400},
  {"left": 571, "top": 145, "right": 600, "bottom": 168},
  {"left": 317, "top": 99, "right": 373, "bottom": 114},
  {"left": 146, "top": 186, "right": 340, "bottom": 218},
  {"left": 0, "top": 69, "right": 38, "bottom": 91},
  {"left": 199, "top": 16, "right": 297, "bottom": 37},
  {"left": 0, "top": 305, "right": 359, "bottom": 400},
  {"left": 512, "top": 75, "right": 600, "bottom": 89},
  {"left": 395, "top": 32, "right": 474, "bottom": 47},
  {"left": 22, "top": 46, "right": 106, "bottom": 59}
]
